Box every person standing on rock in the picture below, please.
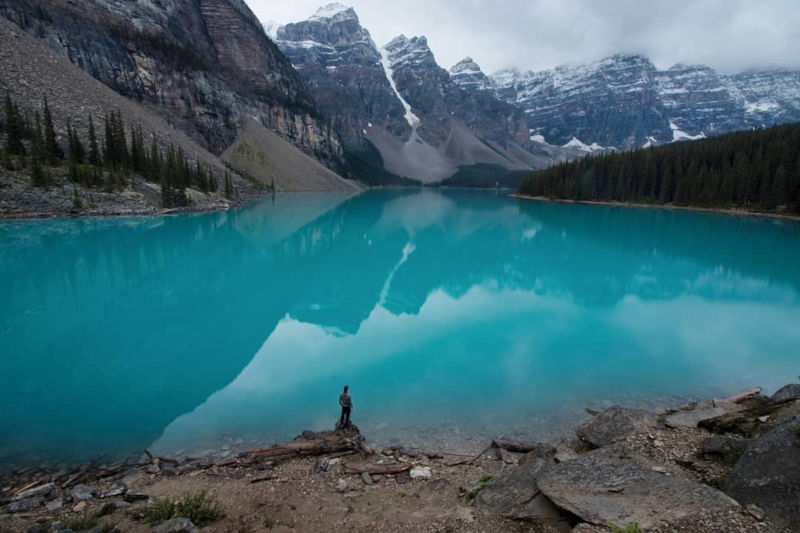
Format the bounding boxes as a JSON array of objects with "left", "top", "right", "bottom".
[{"left": 338, "top": 385, "right": 353, "bottom": 429}]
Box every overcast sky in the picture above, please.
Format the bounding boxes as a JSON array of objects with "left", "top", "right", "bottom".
[{"left": 249, "top": 0, "right": 800, "bottom": 75}]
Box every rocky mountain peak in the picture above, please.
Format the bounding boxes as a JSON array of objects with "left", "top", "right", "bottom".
[
  {"left": 450, "top": 57, "right": 479, "bottom": 73},
  {"left": 382, "top": 35, "right": 434, "bottom": 70},
  {"left": 276, "top": 3, "right": 370, "bottom": 48},
  {"left": 309, "top": 3, "right": 356, "bottom": 22},
  {"left": 450, "top": 57, "right": 491, "bottom": 92}
]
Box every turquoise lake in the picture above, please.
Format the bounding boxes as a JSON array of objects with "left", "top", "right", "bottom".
[{"left": 2, "top": 189, "right": 800, "bottom": 470}]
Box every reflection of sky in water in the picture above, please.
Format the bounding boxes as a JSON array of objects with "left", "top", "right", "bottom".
[
  {"left": 2, "top": 189, "right": 800, "bottom": 467},
  {"left": 154, "top": 270, "right": 800, "bottom": 456}
]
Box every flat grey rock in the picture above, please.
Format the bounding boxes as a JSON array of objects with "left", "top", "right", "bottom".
[
  {"left": 6, "top": 497, "right": 40, "bottom": 513},
  {"left": 724, "top": 417, "right": 800, "bottom": 530},
  {"left": 771, "top": 384, "right": 800, "bottom": 402},
  {"left": 153, "top": 517, "right": 199, "bottom": 533},
  {"left": 14, "top": 482, "right": 55, "bottom": 501},
  {"left": 575, "top": 406, "right": 656, "bottom": 447},
  {"left": 473, "top": 457, "right": 563, "bottom": 520},
  {"left": 70, "top": 483, "right": 97, "bottom": 501},
  {"left": 664, "top": 407, "right": 728, "bottom": 428},
  {"left": 536, "top": 454, "right": 739, "bottom": 528}
]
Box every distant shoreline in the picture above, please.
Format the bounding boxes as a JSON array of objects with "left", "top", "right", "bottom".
[{"left": 510, "top": 194, "right": 800, "bottom": 222}]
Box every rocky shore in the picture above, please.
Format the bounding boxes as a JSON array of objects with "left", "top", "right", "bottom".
[
  {"left": 0, "top": 168, "right": 272, "bottom": 221},
  {"left": 1, "top": 384, "right": 798, "bottom": 532}
]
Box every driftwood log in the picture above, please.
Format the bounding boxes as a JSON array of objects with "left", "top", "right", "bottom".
[
  {"left": 344, "top": 462, "right": 412, "bottom": 475},
  {"left": 725, "top": 387, "right": 762, "bottom": 403},
  {"left": 247, "top": 430, "right": 372, "bottom": 463}
]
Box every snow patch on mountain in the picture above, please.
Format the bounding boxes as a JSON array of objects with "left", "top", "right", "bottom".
[
  {"left": 379, "top": 44, "right": 420, "bottom": 129},
  {"left": 642, "top": 136, "right": 659, "bottom": 148},
  {"left": 562, "top": 137, "right": 609, "bottom": 152},
  {"left": 670, "top": 122, "right": 705, "bottom": 142},
  {"left": 263, "top": 20, "right": 279, "bottom": 39},
  {"left": 309, "top": 3, "right": 353, "bottom": 21}
]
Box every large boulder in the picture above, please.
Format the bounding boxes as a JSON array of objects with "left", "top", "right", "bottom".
[
  {"left": 724, "top": 417, "right": 800, "bottom": 530},
  {"left": 536, "top": 454, "right": 739, "bottom": 528},
  {"left": 699, "top": 435, "right": 748, "bottom": 465},
  {"left": 664, "top": 406, "right": 729, "bottom": 428},
  {"left": 473, "top": 457, "right": 566, "bottom": 523},
  {"left": 575, "top": 406, "right": 656, "bottom": 447},
  {"left": 700, "top": 397, "right": 800, "bottom": 438},
  {"left": 771, "top": 384, "right": 800, "bottom": 402}
]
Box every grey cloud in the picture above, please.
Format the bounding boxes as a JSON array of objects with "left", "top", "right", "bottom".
[{"left": 251, "top": 0, "right": 800, "bottom": 74}]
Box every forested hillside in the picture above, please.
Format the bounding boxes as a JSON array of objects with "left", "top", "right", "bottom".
[{"left": 518, "top": 123, "right": 800, "bottom": 214}]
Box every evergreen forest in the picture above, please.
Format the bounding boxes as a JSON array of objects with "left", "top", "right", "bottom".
[
  {"left": 518, "top": 123, "right": 800, "bottom": 214},
  {"left": 1, "top": 92, "right": 236, "bottom": 208}
]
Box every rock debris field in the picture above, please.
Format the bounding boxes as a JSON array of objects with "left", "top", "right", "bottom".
[{"left": 1, "top": 383, "right": 799, "bottom": 532}]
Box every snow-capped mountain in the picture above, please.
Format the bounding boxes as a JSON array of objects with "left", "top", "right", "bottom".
[
  {"left": 449, "top": 57, "right": 492, "bottom": 93},
  {"left": 459, "top": 55, "right": 800, "bottom": 150},
  {"left": 267, "top": 4, "right": 576, "bottom": 182}
]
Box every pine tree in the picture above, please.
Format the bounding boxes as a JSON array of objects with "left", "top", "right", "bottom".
[
  {"left": 72, "top": 186, "right": 82, "bottom": 210},
  {"left": 4, "top": 92, "right": 24, "bottom": 157},
  {"left": 66, "top": 119, "right": 85, "bottom": 163},
  {"left": 87, "top": 116, "right": 99, "bottom": 166},
  {"left": 771, "top": 166, "right": 788, "bottom": 209},
  {"left": 42, "top": 96, "right": 62, "bottom": 164},
  {"left": 148, "top": 135, "right": 162, "bottom": 182},
  {"left": 224, "top": 171, "right": 233, "bottom": 199}
]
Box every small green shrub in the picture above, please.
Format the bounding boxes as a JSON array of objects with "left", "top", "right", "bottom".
[
  {"left": 143, "top": 491, "right": 225, "bottom": 527},
  {"left": 66, "top": 512, "right": 98, "bottom": 531},
  {"left": 262, "top": 516, "right": 275, "bottom": 529},
  {"left": 793, "top": 424, "right": 800, "bottom": 439},
  {"left": 610, "top": 522, "right": 642, "bottom": 533},
  {"left": 461, "top": 475, "right": 496, "bottom": 501},
  {"left": 680, "top": 402, "right": 698, "bottom": 412}
]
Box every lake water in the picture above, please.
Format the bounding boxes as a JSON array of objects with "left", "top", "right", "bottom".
[{"left": 2, "top": 189, "right": 800, "bottom": 470}]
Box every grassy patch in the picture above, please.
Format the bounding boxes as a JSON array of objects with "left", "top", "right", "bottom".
[
  {"left": 66, "top": 512, "right": 98, "bottom": 531},
  {"left": 142, "top": 491, "right": 225, "bottom": 527},
  {"left": 610, "top": 522, "right": 642, "bottom": 533},
  {"left": 460, "top": 475, "right": 496, "bottom": 501},
  {"left": 262, "top": 516, "right": 275, "bottom": 529},
  {"left": 680, "top": 402, "right": 698, "bottom": 411}
]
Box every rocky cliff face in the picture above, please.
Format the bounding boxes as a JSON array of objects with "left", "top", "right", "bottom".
[
  {"left": 488, "top": 55, "right": 672, "bottom": 150},
  {"left": 272, "top": 4, "right": 409, "bottom": 152},
  {"left": 478, "top": 54, "right": 800, "bottom": 150},
  {"left": 449, "top": 57, "right": 492, "bottom": 93},
  {"left": 269, "top": 4, "right": 564, "bottom": 183},
  {"left": 382, "top": 35, "right": 528, "bottom": 148},
  {"left": 0, "top": 0, "right": 344, "bottom": 169}
]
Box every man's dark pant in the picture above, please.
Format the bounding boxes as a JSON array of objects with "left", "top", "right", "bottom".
[{"left": 339, "top": 406, "right": 351, "bottom": 427}]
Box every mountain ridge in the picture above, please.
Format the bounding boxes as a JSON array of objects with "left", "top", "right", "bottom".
[
  {"left": 268, "top": 4, "right": 579, "bottom": 183},
  {"left": 450, "top": 54, "right": 800, "bottom": 151}
]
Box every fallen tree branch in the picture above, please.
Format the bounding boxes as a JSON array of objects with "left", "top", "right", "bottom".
[
  {"left": 725, "top": 387, "right": 762, "bottom": 403},
  {"left": 344, "top": 462, "right": 412, "bottom": 475},
  {"left": 447, "top": 434, "right": 504, "bottom": 466}
]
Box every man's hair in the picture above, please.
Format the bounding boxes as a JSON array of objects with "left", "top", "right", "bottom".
[{"left": 344, "top": 385, "right": 349, "bottom": 392}]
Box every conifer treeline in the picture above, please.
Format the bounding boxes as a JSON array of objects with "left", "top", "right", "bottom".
[
  {"left": 1, "top": 92, "right": 234, "bottom": 207},
  {"left": 518, "top": 123, "right": 800, "bottom": 214}
]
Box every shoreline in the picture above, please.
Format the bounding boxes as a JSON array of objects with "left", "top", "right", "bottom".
[
  {"left": 2, "top": 383, "right": 797, "bottom": 532},
  {"left": 510, "top": 194, "right": 800, "bottom": 222}
]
